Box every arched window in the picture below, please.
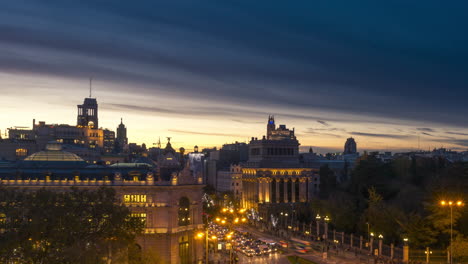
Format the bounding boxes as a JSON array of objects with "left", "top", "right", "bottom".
[{"left": 178, "top": 197, "right": 190, "bottom": 226}]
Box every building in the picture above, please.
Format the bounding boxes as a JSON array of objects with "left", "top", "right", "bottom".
[
  {"left": 0, "top": 141, "right": 204, "bottom": 264},
  {"left": 0, "top": 97, "right": 122, "bottom": 163},
  {"left": 116, "top": 118, "right": 128, "bottom": 153},
  {"left": 77, "top": 97, "right": 98, "bottom": 128},
  {"left": 344, "top": 137, "right": 357, "bottom": 154},
  {"left": 158, "top": 138, "right": 182, "bottom": 181},
  {"left": 103, "top": 129, "right": 116, "bottom": 153},
  {"left": 241, "top": 116, "right": 319, "bottom": 224},
  {"left": 216, "top": 164, "right": 243, "bottom": 199}
]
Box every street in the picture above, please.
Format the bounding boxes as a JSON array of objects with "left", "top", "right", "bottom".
[{"left": 237, "top": 252, "right": 290, "bottom": 264}]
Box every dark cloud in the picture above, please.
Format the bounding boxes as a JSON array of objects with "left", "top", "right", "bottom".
[
  {"left": 421, "top": 132, "right": 434, "bottom": 137},
  {"left": 350, "top": 132, "right": 413, "bottom": 139},
  {"left": 168, "top": 129, "right": 246, "bottom": 138},
  {"left": 446, "top": 131, "right": 468, "bottom": 136},
  {"left": 317, "top": 120, "right": 330, "bottom": 126},
  {"left": 417, "top": 128, "right": 434, "bottom": 132},
  {"left": 1, "top": 1, "right": 468, "bottom": 128},
  {"left": 304, "top": 128, "right": 343, "bottom": 138}
]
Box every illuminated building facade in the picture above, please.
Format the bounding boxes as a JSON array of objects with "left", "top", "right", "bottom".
[
  {"left": 0, "top": 142, "right": 204, "bottom": 264},
  {"left": 241, "top": 117, "right": 320, "bottom": 220}
]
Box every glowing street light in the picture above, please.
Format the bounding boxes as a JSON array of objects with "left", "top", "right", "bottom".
[
  {"left": 440, "top": 200, "right": 464, "bottom": 264},
  {"left": 324, "top": 216, "right": 330, "bottom": 240}
]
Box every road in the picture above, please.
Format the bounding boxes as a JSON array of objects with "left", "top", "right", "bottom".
[{"left": 238, "top": 252, "right": 290, "bottom": 264}]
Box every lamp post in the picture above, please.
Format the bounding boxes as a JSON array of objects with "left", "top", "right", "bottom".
[
  {"left": 370, "top": 232, "right": 374, "bottom": 255},
  {"left": 324, "top": 216, "right": 330, "bottom": 240},
  {"left": 403, "top": 238, "right": 409, "bottom": 264},
  {"left": 366, "top": 222, "right": 370, "bottom": 245},
  {"left": 378, "top": 234, "right": 383, "bottom": 256},
  {"left": 440, "top": 200, "right": 464, "bottom": 264},
  {"left": 316, "top": 214, "right": 321, "bottom": 238},
  {"left": 425, "top": 247, "right": 432, "bottom": 264},
  {"left": 195, "top": 230, "right": 208, "bottom": 264}
]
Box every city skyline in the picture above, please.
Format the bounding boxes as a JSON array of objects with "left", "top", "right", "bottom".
[{"left": 1, "top": 1, "right": 468, "bottom": 152}]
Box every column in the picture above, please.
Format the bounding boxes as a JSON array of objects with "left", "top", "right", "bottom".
[
  {"left": 265, "top": 179, "right": 270, "bottom": 203},
  {"left": 291, "top": 178, "right": 296, "bottom": 203},
  {"left": 276, "top": 180, "right": 280, "bottom": 203},
  {"left": 283, "top": 178, "right": 289, "bottom": 203},
  {"left": 299, "top": 178, "right": 306, "bottom": 202},
  {"left": 258, "top": 178, "right": 264, "bottom": 203},
  {"left": 350, "top": 234, "right": 354, "bottom": 248}
]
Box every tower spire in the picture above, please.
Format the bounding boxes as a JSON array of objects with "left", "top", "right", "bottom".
[{"left": 89, "top": 77, "right": 92, "bottom": 98}]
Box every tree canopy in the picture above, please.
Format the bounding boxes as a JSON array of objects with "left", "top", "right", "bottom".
[{"left": 0, "top": 187, "right": 144, "bottom": 264}]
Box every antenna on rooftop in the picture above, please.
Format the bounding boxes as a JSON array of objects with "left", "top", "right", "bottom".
[{"left": 89, "top": 77, "right": 93, "bottom": 98}]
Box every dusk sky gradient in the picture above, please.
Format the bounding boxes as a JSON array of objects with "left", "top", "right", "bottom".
[{"left": 1, "top": 1, "right": 468, "bottom": 153}]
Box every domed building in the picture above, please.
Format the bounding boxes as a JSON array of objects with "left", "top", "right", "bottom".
[{"left": 22, "top": 141, "right": 88, "bottom": 168}]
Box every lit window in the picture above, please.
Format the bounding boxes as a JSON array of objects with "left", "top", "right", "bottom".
[
  {"left": 123, "top": 194, "right": 147, "bottom": 203},
  {"left": 178, "top": 197, "right": 190, "bottom": 226},
  {"left": 130, "top": 213, "right": 147, "bottom": 225},
  {"left": 16, "top": 148, "right": 28, "bottom": 157}
]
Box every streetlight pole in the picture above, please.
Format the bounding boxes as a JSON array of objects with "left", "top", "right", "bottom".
[
  {"left": 205, "top": 228, "right": 209, "bottom": 264},
  {"left": 316, "top": 214, "right": 321, "bottom": 238},
  {"left": 441, "top": 200, "right": 463, "bottom": 264},
  {"left": 324, "top": 216, "right": 330, "bottom": 240}
]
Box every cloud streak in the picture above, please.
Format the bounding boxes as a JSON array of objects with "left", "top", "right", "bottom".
[{"left": 350, "top": 132, "right": 414, "bottom": 139}]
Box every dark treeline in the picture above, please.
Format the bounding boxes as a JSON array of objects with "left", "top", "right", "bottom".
[
  {"left": 308, "top": 155, "right": 468, "bottom": 259},
  {"left": 0, "top": 187, "right": 150, "bottom": 264}
]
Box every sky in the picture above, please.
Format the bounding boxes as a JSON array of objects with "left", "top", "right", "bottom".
[{"left": 1, "top": 0, "right": 468, "bottom": 153}]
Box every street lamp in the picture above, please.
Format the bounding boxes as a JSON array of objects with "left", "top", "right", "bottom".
[
  {"left": 403, "top": 238, "right": 409, "bottom": 264},
  {"left": 440, "top": 200, "right": 464, "bottom": 264},
  {"left": 316, "top": 214, "right": 321, "bottom": 238},
  {"left": 378, "top": 234, "right": 383, "bottom": 256},
  {"left": 215, "top": 207, "right": 247, "bottom": 264},
  {"left": 195, "top": 230, "right": 208, "bottom": 264},
  {"left": 324, "top": 216, "right": 330, "bottom": 240},
  {"left": 370, "top": 232, "right": 374, "bottom": 255}
]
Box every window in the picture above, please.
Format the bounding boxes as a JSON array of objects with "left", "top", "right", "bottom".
[
  {"left": 123, "top": 194, "right": 147, "bottom": 203},
  {"left": 178, "top": 197, "right": 190, "bottom": 226},
  {"left": 179, "top": 235, "right": 190, "bottom": 264},
  {"left": 130, "top": 213, "right": 147, "bottom": 226},
  {"left": 250, "top": 148, "right": 260, "bottom": 155},
  {"left": 15, "top": 148, "right": 28, "bottom": 157}
]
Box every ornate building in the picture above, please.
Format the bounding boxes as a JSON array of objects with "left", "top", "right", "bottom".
[
  {"left": 77, "top": 97, "right": 99, "bottom": 128},
  {"left": 0, "top": 141, "right": 204, "bottom": 264},
  {"left": 344, "top": 137, "right": 357, "bottom": 154},
  {"left": 241, "top": 117, "right": 320, "bottom": 222}
]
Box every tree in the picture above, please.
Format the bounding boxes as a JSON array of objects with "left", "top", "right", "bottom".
[
  {"left": 319, "top": 165, "right": 336, "bottom": 199},
  {"left": 0, "top": 187, "right": 144, "bottom": 264}
]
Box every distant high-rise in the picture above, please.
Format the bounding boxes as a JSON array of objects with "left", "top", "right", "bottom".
[
  {"left": 77, "top": 98, "right": 98, "bottom": 128},
  {"left": 344, "top": 137, "right": 357, "bottom": 154},
  {"left": 116, "top": 118, "right": 128, "bottom": 152},
  {"left": 267, "top": 115, "right": 275, "bottom": 139}
]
